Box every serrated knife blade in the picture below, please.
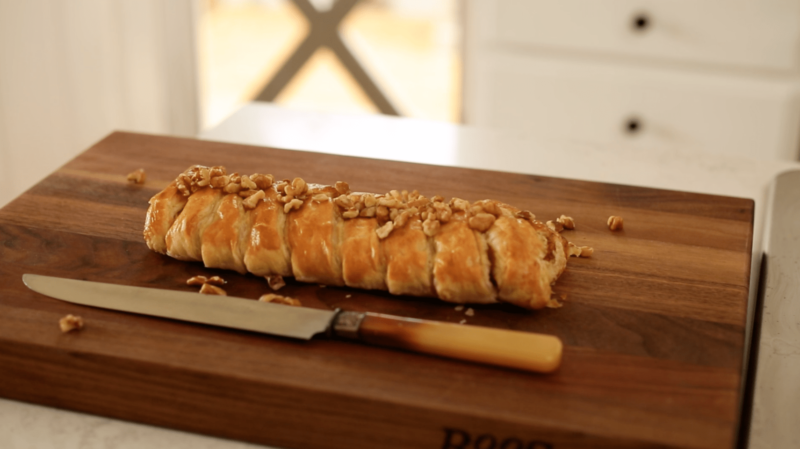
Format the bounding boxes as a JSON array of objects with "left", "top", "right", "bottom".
[{"left": 22, "top": 273, "right": 335, "bottom": 339}]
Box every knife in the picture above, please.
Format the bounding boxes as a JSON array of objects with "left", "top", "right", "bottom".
[{"left": 22, "top": 274, "right": 562, "bottom": 373}]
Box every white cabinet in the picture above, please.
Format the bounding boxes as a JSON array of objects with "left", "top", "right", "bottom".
[
  {"left": 0, "top": 0, "right": 200, "bottom": 208},
  {"left": 464, "top": 0, "right": 800, "bottom": 161}
]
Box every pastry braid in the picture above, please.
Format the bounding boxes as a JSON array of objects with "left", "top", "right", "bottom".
[{"left": 143, "top": 165, "right": 573, "bottom": 309}]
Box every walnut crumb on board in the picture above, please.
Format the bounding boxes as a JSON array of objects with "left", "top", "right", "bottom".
[
  {"left": 126, "top": 168, "right": 146, "bottom": 184},
  {"left": 608, "top": 215, "right": 624, "bottom": 231},
  {"left": 258, "top": 294, "right": 302, "bottom": 306},
  {"left": 546, "top": 298, "right": 564, "bottom": 309},
  {"left": 207, "top": 276, "right": 226, "bottom": 285},
  {"left": 459, "top": 319, "right": 467, "bottom": 325},
  {"left": 266, "top": 275, "right": 285, "bottom": 291},
  {"left": 465, "top": 308, "right": 475, "bottom": 317},
  {"left": 567, "top": 242, "right": 582, "bottom": 257},
  {"left": 556, "top": 215, "right": 575, "bottom": 230},
  {"left": 59, "top": 314, "right": 84, "bottom": 333},
  {"left": 567, "top": 242, "right": 594, "bottom": 258},
  {"left": 454, "top": 305, "right": 464, "bottom": 311},
  {"left": 345, "top": 294, "right": 352, "bottom": 298},
  {"left": 187, "top": 275, "right": 226, "bottom": 286},
  {"left": 199, "top": 283, "right": 227, "bottom": 295}
]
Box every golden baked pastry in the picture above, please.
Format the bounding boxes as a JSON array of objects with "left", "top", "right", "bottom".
[{"left": 144, "top": 165, "right": 573, "bottom": 309}]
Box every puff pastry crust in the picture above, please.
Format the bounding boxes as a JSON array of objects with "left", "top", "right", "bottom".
[{"left": 144, "top": 165, "right": 573, "bottom": 309}]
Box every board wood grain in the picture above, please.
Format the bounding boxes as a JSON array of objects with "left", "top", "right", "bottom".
[{"left": 0, "top": 132, "right": 753, "bottom": 449}]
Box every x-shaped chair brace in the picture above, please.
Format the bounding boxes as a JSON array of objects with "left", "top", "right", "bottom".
[{"left": 255, "top": 0, "right": 399, "bottom": 115}]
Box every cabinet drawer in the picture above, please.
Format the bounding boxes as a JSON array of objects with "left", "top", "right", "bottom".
[
  {"left": 466, "top": 54, "right": 800, "bottom": 160},
  {"left": 480, "top": 0, "right": 800, "bottom": 72}
]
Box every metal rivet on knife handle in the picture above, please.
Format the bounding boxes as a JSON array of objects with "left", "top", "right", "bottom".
[{"left": 331, "top": 310, "right": 366, "bottom": 340}]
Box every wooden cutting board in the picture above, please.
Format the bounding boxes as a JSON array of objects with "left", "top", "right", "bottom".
[{"left": 0, "top": 132, "right": 753, "bottom": 449}]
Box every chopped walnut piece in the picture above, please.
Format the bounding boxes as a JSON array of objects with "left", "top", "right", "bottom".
[
  {"left": 450, "top": 198, "right": 470, "bottom": 212},
  {"left": 126, "top": 168, "right": 146, "bottom": 184},
  {"left": 579, "top": 246, "right": 594, "bottom": 257},
  {"left": 393, "top": 210, "right": 411, "bottom": 227},
  {"left": 363, "top": 194, "right": 377, "bottom": 208},
  {"left": 378, "top": 197, "right": 400, "bottom": 208},
  {"left": 205, "top": 276, "right": 226, "bottom": 285},
  {"left": 359, "top": 206, "right": 376, "bottom": 218},
  {"left": 259, "top": 294, "right": 302, "bottom": 306},
  {"left": 436, "top": 206, "right": 453, "bottom": 222},
  {"left": 312, "top": 193, "right": 330, "bottom": 202},
  {"left": 546, "top": 298, "right": 564, "bottom": 309},
  {"left": 250, "top": 173, "right": 274, "bottom": 190},
  {"left": 209, "top": 166, "right": 227, "bottom": 178},
  {"left": 556, "top": 215, "right": 575, "bottom": 230},
  {"left": 546, "top": 220, "right": 565, "bottom": 233},
  {"left": 334, "top": 181, "right": 349, "bottom": 195},
  {"left": 459, "top": 319, "right": 467, "bottom": 325},
  {"left": 240, "top": 175, "right": 257, "bottom": 190},
  {"left": 431, "top": 195, "right": 444, "bottom": 203},
  {"left": 342, "top": 209, "right": 359, "bottom": 219},
  {"left": 210, "top": 175, "right": 229, "bottom": 189},
  {"left": 291, "top": 177, "right": 307, "bottom": 195},
  {"left": 376, "top": 221, "right": 395, "bottom": 239},
  {"left": 196, "top": 168, "right": 211, "bottom": 187},
  {"left": 334, "top": 195, "right": 354, "bottom": 209},
  {"left": 468, "top": 213, "right": 496, "bottom": 232},
  {"left": 242, "top": 190, "right": 266, "bottom": 209},
  {"left": 59, "top": 314, "right": 84, "bottom": 333},
  {"left": 276, "top": 180, "right": 289, "bottom": 193},
  {"left": 464, "top": 308, "right": 475, "bottom": 317},
  {"left": 345, "top": 294, "right": 352, "bottom": 298},
  {"left": 477, "top": 201, "right": 502, "bottom": 217},
  {"left": 181, "top": 167, "right": 198, "bottom": 185},
  {"left": 608, "top": 215, "right": 624, "bottom": 231},
  {"left": 516, "top": 210, "right": 536, "bottom": 221},
  {"left": 199, "top": 283, "right": 227, "bottom": 295},
  {"left": 376, "top": 206, "right": 390, "bottom": 222},
  {"left": 186, "top": 275, "right": 208, "bottom": 286},
  {"left": 567, "top": 242, "right": 583, "bottom": 257},
  {"left": 223, "top": 182, "right": 242, "bottom": 194},
  {"left": 284, "top": 198, "right": 303, "bottom": 213},
  {"left": 175, "top": 175, "right": 190, "bottom": 191},
  {"left": 408, "top": 198, "right": 428, "bottom": 208},
  {"left": 454, "top": 305, "right": 464, "bottom": 311},
  {"left": 266, "top": 275, "right": 286, "bottom": 291},
  {"left": 422, "top": 216, "right": 440, "bottom": 237},
  {"left": 239, "top": 189, "right": 258, "bottom": 198},
  {"left": 229, "top": 173, "right": 242, "bottom": 184}
]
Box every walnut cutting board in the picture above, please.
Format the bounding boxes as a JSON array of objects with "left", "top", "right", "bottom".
[{"left": 0, "top": 132, "right": 753, "bottom": 449}]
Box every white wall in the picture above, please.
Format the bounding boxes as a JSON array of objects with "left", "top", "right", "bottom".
[{"left": 0, "top": 0, "right": 200, "bottom": 208}]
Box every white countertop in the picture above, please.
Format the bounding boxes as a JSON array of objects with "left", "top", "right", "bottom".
[{"left": 3, "top": 103, "right": 798, "bottom": 449}]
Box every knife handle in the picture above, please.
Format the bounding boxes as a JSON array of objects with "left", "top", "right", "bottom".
[{"left": 332, "top": 311, "right": 562, "bottom": 373}]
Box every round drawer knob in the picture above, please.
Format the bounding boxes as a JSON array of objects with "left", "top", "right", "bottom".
[
  {"left": 631, "top": 13, "right": 651, "bottom": 32},
  {"left": 624, "top": 117, "right": 642, "bottom": 134}
]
